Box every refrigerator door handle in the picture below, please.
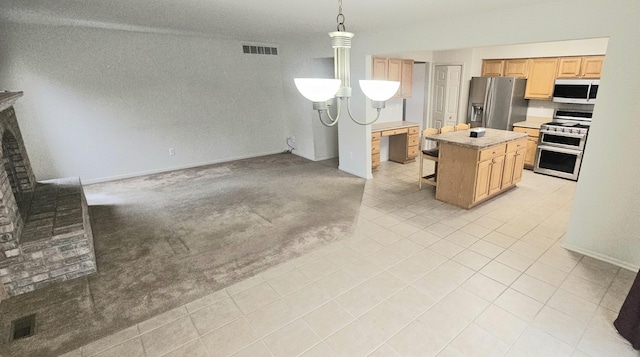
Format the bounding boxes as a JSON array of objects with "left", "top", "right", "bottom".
[{"left": 484, "top": 80, "right": 494, "bottom": 128}]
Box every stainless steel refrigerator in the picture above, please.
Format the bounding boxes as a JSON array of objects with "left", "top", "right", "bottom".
[{"left": 467, "top": 77, "right": 528, "bottom": 130}]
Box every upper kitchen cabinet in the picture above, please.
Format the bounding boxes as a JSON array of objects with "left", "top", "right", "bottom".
[
  {"left": 481, "top": 54, "right": 605, "bottom": 100},
  {"left": 481, "top": 60, "right": 504, "bottom": 77},
  {"left": 482, "top": 59, "right": 528, "bottom": 78},
  {"left": 372, "top": 57, "right": 389, "bottom": 80},
  {"left": 503, "top": 59, "right": 530, "bottom": 78},
  {"left": 557, "top": 56, "right": 605, "bottom": 78},
  {"left": 400, "top": 59, "right": 414, "bottom": 98},
  {"left": 372, "top": 57, "right": 414, "bottom": 98},
  {"left": 524, "top": 58, "right": 558, "bottom": 100}
]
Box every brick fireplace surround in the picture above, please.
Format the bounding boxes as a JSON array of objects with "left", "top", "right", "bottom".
[{"left": 0, "top": 92, "right": 96, "bottom": 301}]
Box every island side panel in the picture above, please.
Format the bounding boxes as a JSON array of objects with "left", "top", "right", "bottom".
[{"left": 435, "top": 142, "right": 480, "bottom": 209}]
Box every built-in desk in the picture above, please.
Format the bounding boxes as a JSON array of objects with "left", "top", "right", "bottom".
[{"left": 371, "top": 121, "right": 420, "bottom": 171}]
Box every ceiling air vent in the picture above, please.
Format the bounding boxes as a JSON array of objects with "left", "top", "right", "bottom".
[{"left": 242, "top": 45, "right": 278, "bottom": 56}]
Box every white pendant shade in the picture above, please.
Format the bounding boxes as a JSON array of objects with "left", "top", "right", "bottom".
[
  {"left": 359, "top": 80, "right": 400, "bottom": 101},
  {"left": 294, "top": 78, "right": 341, "bottom": 103}
]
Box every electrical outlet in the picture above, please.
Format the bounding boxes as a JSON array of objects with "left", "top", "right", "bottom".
[{"left": 169, "top": 148, "right": 175, "bottom": 156}]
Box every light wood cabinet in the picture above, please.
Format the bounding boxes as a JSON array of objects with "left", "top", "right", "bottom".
[
  {"left": 503, "top": 59, "right": 530, "bottom": 78},
  {"left": 557, "top": 56, "right": 605, "bottom": 78},
  {"left": 581, "top": 56, "right": 605, "bottom": 78},
  {"left": 502, "top": 140, "right": 527, "bottom": 188},
  {"left": 371, "top": 57, "right": 414, "bottom": 98},
  {"left": 371, "top": 122, "right": 419, "bottom": 172},
  {"left": 387, "top": 59, "right": 402, "bottom": 83},
  {"left": 474, "top": 144, "right": 506, "bottom": 201},
  {"left": 372, "top": 58, "right": 388, "bottom": 80},
  {"left": 434, "top": 133, "right": 527, "bottom": 209},
  {"left": 474, "top": 159, "right": 492, "bottom": 202},
  {"left": 371, "top": 131, "right": 381, "bottom": 171},
  {"left": 481, "top": 60, "right": 504, "bottom": 77},
  {"left": 481, "top": 55, "right": 604, "bottom": 100},
  {"left": 389, "top": 126, "right": 419, "bottom": 163},
  {"left": 556, "top": 57, "right": 582, "bottom": 78},
  {"left": 513, "top": 127, "right": 540, "bottom": 169},
  {"left": 481, "top": 59, "right": 529, "bottom": 78},
  {"left": 524, "top": 58, "right": 558, "bottom": 100},
  {"left": 400, "top": 59, "right": 414, "bottom": 98},
  {"left": 512, "top": 148, "right": 526, "bottom": 183},
  {"left": 488, "top": 155, "right": 506, "bottom": 196}
]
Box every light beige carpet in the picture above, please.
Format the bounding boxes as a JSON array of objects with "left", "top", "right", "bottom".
[{"left": 0, "top": 153, "right": 365, "bottom": 357}]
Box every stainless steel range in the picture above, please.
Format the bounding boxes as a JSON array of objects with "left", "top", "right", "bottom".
[{"left": 534, "top": 109, "right": 592, "bottom": 181}]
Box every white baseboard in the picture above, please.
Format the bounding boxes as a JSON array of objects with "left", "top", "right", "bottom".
[
  {"left": 81, "top": 150, "right": 285, "bottom": 184},
  {"left": 338, "top": 164, "right": 371, "bottom": 179},
  {"left": 292, "top": 151, "right": 314, "bottom": 161},
  {"left": 562, "top": 242, "right": 640, "bottom": 272},
  {"left": 313, "top": 154, "right": 338, "bottom": 161}
]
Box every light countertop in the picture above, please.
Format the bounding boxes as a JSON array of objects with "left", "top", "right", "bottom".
[
  {"left": 426, "top": 128, "right": 527, "bottom": 149},
  {"left": 371, "top": 121, "right": 420, "bottom": 132},
  {"left": 513, "top": 116, "right": 550, "bottom": 129}
]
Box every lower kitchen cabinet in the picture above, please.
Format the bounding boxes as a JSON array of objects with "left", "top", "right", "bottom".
[
  {"left": 502, "top": 141, "right": 527, "bottom": 187},
  {"left": 435, "top": 135, "right": 528, "bottom": 209},
  {"left": 475, "top": 154, "right": 505, "bottom": 202},
  {"left": 513, "top": 126, "right": 540, "bottom": 169}
]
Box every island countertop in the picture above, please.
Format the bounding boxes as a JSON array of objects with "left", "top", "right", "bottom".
[{"left": 426, "top": 128, "right": 527, "bottom": 149}]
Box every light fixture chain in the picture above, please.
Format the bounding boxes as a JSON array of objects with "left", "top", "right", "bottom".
[{"left": 336, "top": 0, "right": 346, "bottom": 31}]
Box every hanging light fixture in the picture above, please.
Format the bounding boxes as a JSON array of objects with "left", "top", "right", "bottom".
[{"left": 294, "top": 0, "right": 400, "bottom": 127}]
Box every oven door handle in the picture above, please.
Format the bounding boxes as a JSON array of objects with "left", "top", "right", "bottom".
[
  {"left": 540, "top": 131, "right": 587, "bottom": 139},
  {"left": 537, "top": 145, "right": 583, "bottom": 156}
]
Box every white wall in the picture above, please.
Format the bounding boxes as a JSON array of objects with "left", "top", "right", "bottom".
[
  {"left": 311, "top": 58, "right": 339, "bottom": 161},
  {"left": 280, "top": 39, "right": 338, "bottom": 162},
  {"left": 343, "top": 0, "right": 640, "bottom": 269},
  {"left": 404, "top": 62, "right": 427, "bottom": 125},
  {"left": 0, "top": 22, "right": 287, "bottom": 182}
]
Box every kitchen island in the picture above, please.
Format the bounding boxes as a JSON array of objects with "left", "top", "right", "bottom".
[{"left": 427, "top": 128, "right": 528, "bottom": 209}]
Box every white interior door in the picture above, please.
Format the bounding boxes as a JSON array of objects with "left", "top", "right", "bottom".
[
  {"left": 430, "top": 65, "right": 462, "bottom": 129},
  {"left": 445, "top": 66, "right": 461, "bottom": 127}
]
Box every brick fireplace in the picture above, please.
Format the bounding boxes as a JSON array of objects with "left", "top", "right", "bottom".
[{"left": 0, "top": 92, "right": 96, "bottom": 300}]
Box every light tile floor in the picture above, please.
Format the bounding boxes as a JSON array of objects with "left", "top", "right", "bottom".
[{"left": 62, "top": 161, "right": 639, "bottom": 357}]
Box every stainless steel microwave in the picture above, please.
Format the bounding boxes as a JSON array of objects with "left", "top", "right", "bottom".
[{"left": 552, "top": 79, "right": 599, "bottom": 104}]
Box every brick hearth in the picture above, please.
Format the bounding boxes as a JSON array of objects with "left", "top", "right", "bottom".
[{"left": 0, "top": 92, "right": 96, "bottom": 300}]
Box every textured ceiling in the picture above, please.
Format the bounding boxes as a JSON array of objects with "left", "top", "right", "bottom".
[{"left": 0, "top": 0, "right": 564, "bottom": 43}]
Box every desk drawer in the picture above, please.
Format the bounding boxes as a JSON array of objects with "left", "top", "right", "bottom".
[
  {"left": 506, "top": 139, "right": 527, "bottom": 153},
  {"left": 408, "top": 126, "right": 419, "bottom": 135},
  {"left": 371, "top": 132, "right": 381, "bottom": 141},
  {"left": 479, "top": 144, "right": 506, "bottom": 161},
  {"left": 382, "top": 128, "right": 408, "bottom": 136},
  {"left": 372, "top": 153, "right": 380, "bottom": 168},
  {"left": 407, "top": 145, "right": 418, "bottom": 158},
  {"left": 408, "top": 134, "right": 419, "bottom": 147}
]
